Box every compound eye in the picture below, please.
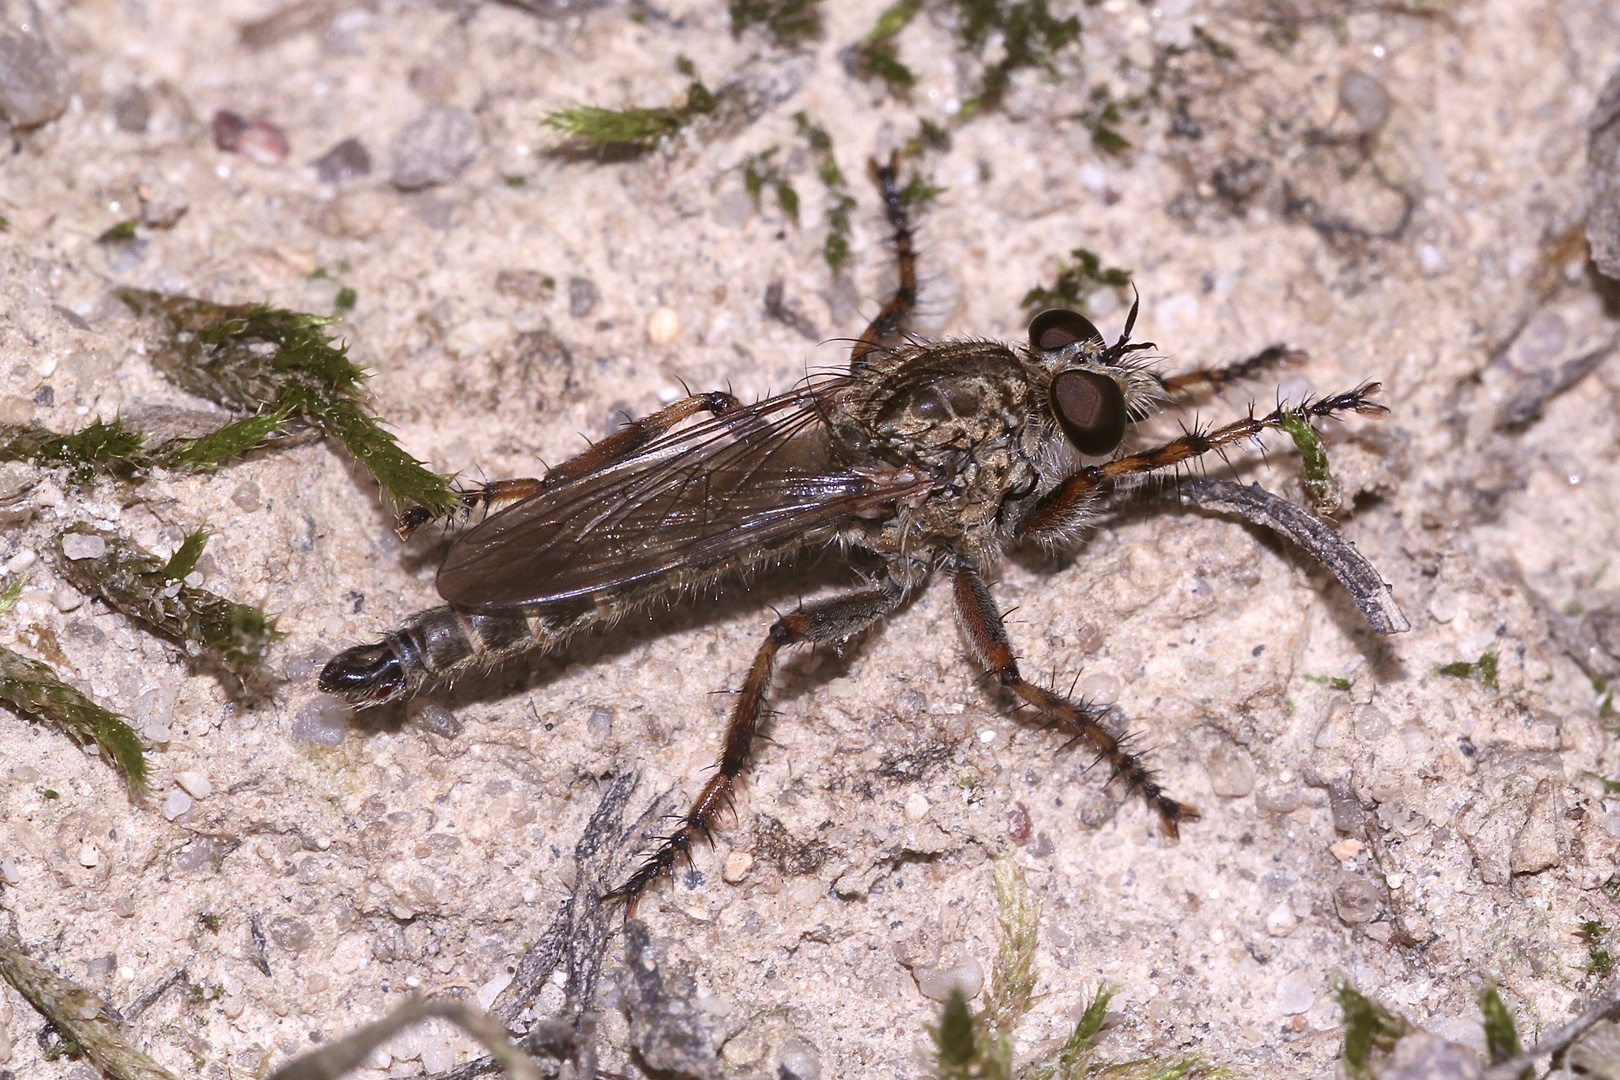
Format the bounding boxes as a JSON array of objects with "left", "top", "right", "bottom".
[
  {"left": 1052, "top": 369, "right": 1127, "bottom": 456},
  {"left": 1028, "top": 309, "right": 1104, "bottom": 353}
]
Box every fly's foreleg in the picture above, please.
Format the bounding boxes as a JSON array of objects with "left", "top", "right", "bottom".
[
  {"left": 318, "top": 600, "right": 595, "bottom": 707},
  {"left": 1015, "top": 382, "right": 1387, "bottom": 544},
  {"left": 950, "top": 560, "right": 1198, "bottom": 837},
  {"left": 606, "top": 580, "right": 906, "bottom": 912}
]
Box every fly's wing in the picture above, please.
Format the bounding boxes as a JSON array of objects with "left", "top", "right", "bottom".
[{"left": 436, "top": 389, "right": 930, "bottom": 610}]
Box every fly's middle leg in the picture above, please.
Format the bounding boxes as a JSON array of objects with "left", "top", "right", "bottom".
[
  {"left": 949, "top": 559, "right": 1199, "bottom": 837},
  {"left": 319, "top": 599, "right": 595, "bottom": 707},
  {"left": 606, "top": 578, "right": 907, "bottom": 911},
  {"left": 1157, "top": 344, "right": 1305, "bottom": 401}
]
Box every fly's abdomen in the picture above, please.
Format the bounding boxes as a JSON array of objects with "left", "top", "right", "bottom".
[{"left": 319, "top": 600, "right": 593, "bottom": 706}]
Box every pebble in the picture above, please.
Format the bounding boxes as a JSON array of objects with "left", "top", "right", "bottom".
[
  {"left": 391, "top": 106, "right": 480, "bottom": 190},
  {"left": 111, "top": 895, "right": 136, "bottom": 917},
  {"left": 646, "top": 306, "right": 681, "bottom": 346},
  {"left": 723, "top": 850, "right": 754, "bottom": 883},
  {"left": 1339, "top": 70, "right": 1392, "bottom": 134},
  {"left": 1265, "top": 902, "right": 1297, "bottom": 937},
  {"left": 161, "top": 789, "right": 192, "bottom": 821},
  {"left": 904, "top": 791, "right": 930, "bottom": 823},
  {"left": 914, "top": 955, "right": 985, "bottom": 1002},
  {"left": 1205, "top": 742, "right": 1256, "bottom": 797},
  {"left": 291, "top": 698, "right": 351, "bottom": 746},
  {"left": 310, "top": 137, "right": 371, "bottom": 184},
  {"left": 176, "top": 770, "right": 212, "bottom": 800},
  {"left": 777, "top": 1037, "right": 821, "bottom": 1080},
  {"left": 405, "top": 699, "right": 462, "bottom": 739},
  {"left": 51, "top": 587, "right": 82, "bottom": 612},
  {"left": 568, "top": 276, "right": 597, "bottom": 317},
  {"left": 212, "top": 110, "right": 290, "bottom": 165},
  {"left": 78, "top": 842, "right": 100, "bottom": 867},
  {"left": 1333, "top": 874, "right": 1380, "bottom": 925},
  {"left": 2, "top": 547, "right": 35, "bottom": 573},
  {"left": 0, "top": 857, "right": 20, "bottom": 885},
  {"left": 1274, "top": 970, "right": 1315, "bottom": 1015},
  {"left": 1330, "top": 838, "right": 1363, "bottom": 863},
  {"left": 0, "top": 18, "right": 69, "bottom": 128},
  {"left": 111, "top": 86, "right": 149, "bottom": 133},
  {"left": 61, "top": 532, "right": 107, "bottom": 560}
]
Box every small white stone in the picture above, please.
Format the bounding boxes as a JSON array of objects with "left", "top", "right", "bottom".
[
  {"left": 1275, "top": 970, "right": 1315, "bottom": 1015},
  {"left": 723, "top": 850, "right": 754, "bottom": 883},
  {"left": 51, "top": 587, "right": 83, "bottom": 612},
  {"left": 119, "top": 967, "right": 135, "bottom": 981},
  {"left": 162, "top": 789, "right": 193, "bottom": 821},
  {"left": 915, "top": 955, "right": 985, "bottom": 1002},
  {"left": 77, "top": 842, "right": 100, "bottom": 867},
  {"left": 0, "top": 857, "right": 21, "bottom": 885},
  {"left": 646, "top": 306, "right": 681, "bottom": 346},
  {"left": 904, "top": 791, "right": 931, "bottom": 823},
  {"left": 476, "top": 972, "right": 513, "bottom": 1010},
  {"left": 60, "top": 533, "right": 107, "bottom": 560},
  {"left": 175, "top": 771, "right": 212, "bottom": 799},
  {"left": 3, "top": 548, "right": 36, "bottom": 574},
  {"left": 1265, "top": 902, "right": 1297, "bottom": 937}
]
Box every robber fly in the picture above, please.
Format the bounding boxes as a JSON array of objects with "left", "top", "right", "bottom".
[{"left": 320, "top": 158, "right": 1386, "bottom": 907}]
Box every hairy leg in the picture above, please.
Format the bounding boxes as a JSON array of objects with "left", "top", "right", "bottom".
[
  {"left": 1016, "top": 383, "right": 1386, "bottom": 545},
  {"left": 606, "top": 578, "right": 907, "bottom": 911},
  {"left": 1157, "top": 344, "right": 1306, "bottom": 400},
  {"left": 849, "top": 155, "right": 919, "bottom": 374},
  {"left": 950, "top": 559, "right": 1197, "bottom": 836}
]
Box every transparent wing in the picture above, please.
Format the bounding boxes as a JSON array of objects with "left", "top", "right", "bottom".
[{"left": 437, "top": 387, "right": 930, "bottom": 610}]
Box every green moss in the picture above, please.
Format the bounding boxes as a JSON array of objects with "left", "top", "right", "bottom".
[
  {"left": 55, "top": 526, "right": 282, "bottom": 680},
  {"left": 1278, "top": 408, "right": 1343, "bottom": 517},
  {"left": 542, "top": 58, "right": 717, "bottom": 150},
  {"left": 952, "top": 0, "right": 1081, "bottom": 117},
  {"left": 793, "top": 112, "right": 857, "bottom": 271},
  {"left": 0, "top": 645, "right": 147, "bottom": 787},
  {"left": 334, "top": 286, "right": 358, "bottom": 314},
  {"left": 119, "top": 288, "right": 457, "bottom": 514},
  {"left": 1335, "top": 983, "right": 1407, "bottom": 1079},
  {"left": 1437, "top": 648, "right": 1500, "bottom": 691},
  {"left": 97, "top": 220, "right": 138, "bottom": 243},
  {"left": 1302, "top": 674, "right": 1353, "bottom": 691},
  {"left": 199, "top": 913, "right": 222, "bottom": 933},
  {"left": 1074, "top": 85, "right": 1132, "bottom": 154},
  {"left": 730, "top": 0, "right": 823, "bottom": 46},
  {"left": 743, "top": 148, "right": 801, "bottom": 224},
  {"left": 1021, "top": 248, "right": 1131, "bottom": 313},
  {"left": 503, "top": 174, "right": 527, "bottom": 188},
  {"left": 1578, "top": 921, "right": 1615, "bottom": 980},
  {"left": 855, "top": 0, "right": 922, "bottom": 92},
  {"left": 0, "top": 417, "right": 151, "bottom": 485}
]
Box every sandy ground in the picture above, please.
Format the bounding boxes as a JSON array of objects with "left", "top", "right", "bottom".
[{"left": 2, "top": 0, "right": 1620, "bottom": 1077}]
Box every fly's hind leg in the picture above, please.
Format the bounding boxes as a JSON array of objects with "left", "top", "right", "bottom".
[
  {"left": 395, "top": 391, "right": 742, "bottom": 538},
  {"left": 950, "top": 559, "right": 1198, "bottom": 837},
  {"left": 606, "top": 577, "right": 908, "bottom": 912},
  {"left": 849, "top": 154, "right": 920, "bottom": 374}
]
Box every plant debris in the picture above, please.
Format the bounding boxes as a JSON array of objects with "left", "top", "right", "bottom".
[
  {"left": 542, "top": 57, "right": 717, "bottom": 151},
  {"left": 794, "top": 111, "right": 856, "bottom": 270},
  {"left": 1169, "top": 477, "right": 1410, "bottom": 636},
  {"left": 1436, "top": 647, "right": 1499, "bottom": 690},
  {"left": 53, "top": 525, "right": 281, "bottom": 681},
  {"left": 0, "top": 929, "right": 175, "bottom": 1080},
  {"left": 1278, "top": 406, "right": 1344, "bottom": 517},
  {"left": 118, "top": 287, "right": 457, "bottom": 515},
  {"left": 729, "top": 0, "right": 822, "bottom": 47},
  {"left": 1020, "top": 248, "right": 1132, "bottom": 313}
]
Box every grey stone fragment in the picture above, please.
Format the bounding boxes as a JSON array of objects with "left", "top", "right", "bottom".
[
  {"left": 620, "top": 921, "right": 722, "bottom": 1080},
  {"left": 1590, "top": 64, "right": 1620, "bottom": 280},
  {"left": 568, "top": 276, "right": 598, "bottom": 317},
  {"left": 111, "top": 86, "right": 149, "bottom": 133},
  {"left": 390, "top": 106, "right": 480, "bottom": 191},
  {"left": 1372, "top": 1029, "right": 1482, "bottom": 1080},
  {"left": 1567, "top": 1019, "right": 1620, "bottom": 1080},
  {"left": 0, "top": 17, "right": 68, "bottom": 128},
  {"left": 1340, "top": 70, "right": 1392, "bottom": 135},
  {"left": 1206, "top": 741, "right": 1256, "bottom": 797},
  {"left": 267, "top": 916, "right": 315, "bottom": 953},
  {"left": 310, "top": 136, "right": 371, "bottom": 184}
]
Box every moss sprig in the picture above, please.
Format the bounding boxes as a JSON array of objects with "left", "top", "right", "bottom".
[
  {"left": 1020, "top": 248, "right": 1132, "bottom": 313},
  {"left": 542, "top": 56, "right": 717, "bottom": 151},
  {"left": 54, "top": 526, "right": 282, "bottom": 680},
  {"left": 118, "top": 287, "right": 457, "bottom": 514},
  {"left": 1278, "top": 407, "right": 1344, "bottom": 517}
]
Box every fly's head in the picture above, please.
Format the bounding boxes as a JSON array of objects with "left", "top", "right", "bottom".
[{"left": 1024, "top": 301, "right": 1162, "bottom": 460}]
